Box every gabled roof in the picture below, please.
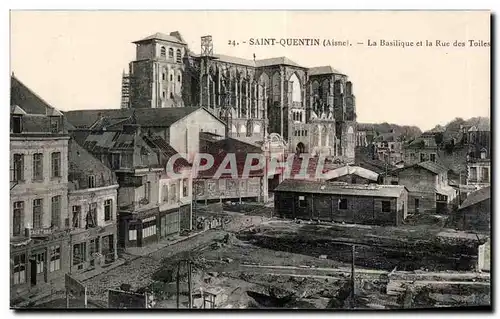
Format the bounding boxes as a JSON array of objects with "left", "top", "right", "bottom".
[
  {"left": 321, "top": 165, "right": 379, "bottom": 182},
  {"left": 10, "top": 105, "right": 27, "bottom": 115},
  {"left": 459, "top": 186, "right": 491, "bottom": 210},
  {"left": 64, "top": 107, "right": 206, "bottom": 130},
  {"left": 133, "top": 32, "right": 186, "bottom": 45},
  {"left": 274, "top": 179, "right": 407, "bottom": 198},
  {"left": 308, "top": 65, "right": 344, "bottom": 76},
  {"left": 396, "top": 161, "right": 448, "bottom": 175},
  {"left": 416, "top": 161, "right": 448, "bottom": 175},
  {"left": 11, "top": 75, "right": 60, "bottom": 115}
]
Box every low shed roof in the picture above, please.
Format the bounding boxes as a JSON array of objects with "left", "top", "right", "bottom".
[{"left": 274, "top": 179, "right": 407, "bottom": 198}]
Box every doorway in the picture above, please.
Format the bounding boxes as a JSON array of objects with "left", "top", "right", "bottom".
[
  {"left": 296, "top": 142, "right": 305, "bottom": 154},
  {"left": 30, "top": 258, "right": 37, "bottom": 286}
]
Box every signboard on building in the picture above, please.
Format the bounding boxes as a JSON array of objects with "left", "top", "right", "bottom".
[{"left": 108, "top": 289, "right": 147, "bottom": 309}]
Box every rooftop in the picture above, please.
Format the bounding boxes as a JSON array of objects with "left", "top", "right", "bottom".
[
  {"left": 274, "top": 179, "right": 407, "bottom": 198},
  {"left": 133, "top": 32, "right": 187, "bottom": 45},
  {"left": 459, "top": 186, "right": 491, "bottom": 210},
  {"left": 64, "top": 107, "right": 206, "bottom": 130},
  {"left": 308, "top": 65, "right": 345, "bottom": 76}
]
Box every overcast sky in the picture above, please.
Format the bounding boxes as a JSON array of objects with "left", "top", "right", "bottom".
[{"left": 10, "top": 11, "right": 490, "bottom": 131}]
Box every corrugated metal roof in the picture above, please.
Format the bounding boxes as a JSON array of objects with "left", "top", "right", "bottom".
[
  {"left": 274, "top": 179, "right": 406, "bottom": 198},
  {"left": 459, "top": 186, "right": 491, "bottom": 210},
  {"left": 308, "top": 65, "right": 344, "bottom": 76}
]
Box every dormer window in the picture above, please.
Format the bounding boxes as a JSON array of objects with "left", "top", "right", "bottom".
[
  {"left": 12, "top": 115, "right": 22, "bottom": 133},
  {"left": 480, "top": 149, "right": 487, "bottom": 159},
  {"left": 50, "top": 116, "right": 60, "bottom": 133},
  {"left": 160, "top": 46, "right": 166, "bottom": 57}
]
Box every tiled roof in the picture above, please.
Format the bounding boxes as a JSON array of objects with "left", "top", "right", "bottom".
[
  {"left": 459, "top": 186, "right": 491, "bottom": 210},
  {"left": 133, "top": 32, "right": 186, "bottom": 45},
  {"left": 274, "top": 179, "right": 406, "bottom": 198},
  {"left": 416, "top": 161, "right": 448, "bottom": 175},
  {"left": 64, "top": 107, "right": 203, "bottom": 130},
  {"left": 308, "top": 65, "right": 344, "bottom": 76}
]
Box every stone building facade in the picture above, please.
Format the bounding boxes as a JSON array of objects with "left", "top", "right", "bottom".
[{"left": 125, "top": 32, "right": 357, "bottom": 163}]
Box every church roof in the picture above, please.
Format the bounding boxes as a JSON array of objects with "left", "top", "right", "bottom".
[
  {"left": 308, "top": 65, "right": 345, "bottom": 76},
  {"left": 255, "top": 56, "right": 304, "bottom": 68},
  {"left": 133, "top": 32, "right": 186, "bottom": 45}
]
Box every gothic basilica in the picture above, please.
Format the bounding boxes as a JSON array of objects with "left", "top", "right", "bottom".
[{"left": 123, "top": 31, "right": 357, "bottom": 162}]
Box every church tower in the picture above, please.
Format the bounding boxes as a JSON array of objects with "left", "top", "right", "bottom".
[{"left": 128, "top": 32, "right": 188, "bottom": 109}]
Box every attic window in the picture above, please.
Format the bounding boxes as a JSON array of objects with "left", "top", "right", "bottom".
[
  {"left": 12, "top": 115, "right": 22, "bottom": 133},
  {"left": 50, "top": 117, "right": 60, "bottom": 133}
]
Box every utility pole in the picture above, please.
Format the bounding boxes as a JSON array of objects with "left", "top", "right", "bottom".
[
  {"left": 351, "top": 244, "right": 356, "bottom": 299},
  {"left": 188, "top": 261, "right": 193, "bottom": 309},
  {"left": 176, "top": 263, "right": 180, "bottom": 309}
]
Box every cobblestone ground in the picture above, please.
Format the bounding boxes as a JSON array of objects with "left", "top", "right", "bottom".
[{"left": 82, "top": 229, "right": 225, "bottom": 304}]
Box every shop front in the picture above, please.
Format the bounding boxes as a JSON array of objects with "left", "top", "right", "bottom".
[
  {"left": 10, "top": 229, "right": 70, "bottom": 299},
  {"left": 69, "top": 223, "right": 118, "bottom": 274},
  {"left": 120, "top": 207, "right": 159, "bottom": 248}
]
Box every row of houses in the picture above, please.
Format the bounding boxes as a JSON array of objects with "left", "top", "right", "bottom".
[{"left": 10, "top": 75, "right": 279, "bottom": 299}]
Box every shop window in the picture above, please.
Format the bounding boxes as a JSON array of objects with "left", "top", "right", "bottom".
[
  {"left": 73, "top": 242, "right": 87, "bottom": 267},
  {"left": 72, "top": 205, "right": 81, "bottom": 228},
  {"left": 12, "top": 254, "right": 26, "bottom": 285},
  {"left": 482, "top": 167, "right": 489, "bottom": 183},
  {"left": 33, "top": 153, "right": 43, "bottom": 181},
  {"left": 298, "top": 195, "right": 307, "bottom": 208},
  {"left": 339, "top": 198, "right": 348, "bottom": 210},
  {"left": 13, "top": 201, "right": 24, "bottom": 236},
  {"left": 104, "top": 199, "right": 113, "bottom": 221},
  {"left": 382, "top": 201, "right": 391, "bottom": 213},
  {"left": 49, "top": 246, "right": 61, "bottom": 272},
  {"left": 143, "top": 220, "right": 157, "bottom": 238},
  {"left": 129, "top": 228, "right": 137, "bottom": 241},
  {"left": 89, "top": 238, "right": 99, "bottom": 267},
  {"left": 34, "top": 252, "right": 45, "bottom": 274},
  {"left": 469, "top": 167, "right": 478, "bottom": 182}
]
